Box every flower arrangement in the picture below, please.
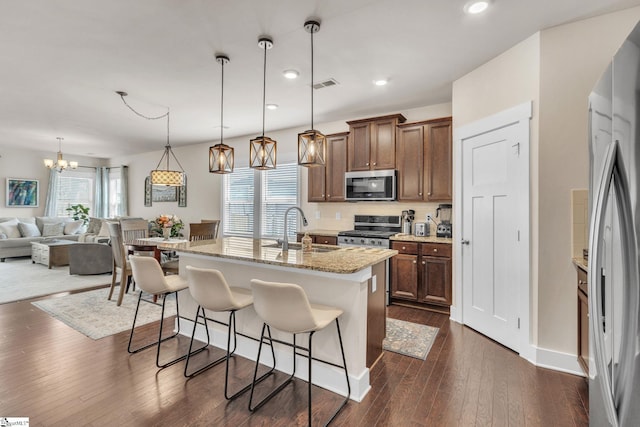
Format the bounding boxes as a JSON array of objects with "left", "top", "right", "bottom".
[{"left": 151, "top": 214, "right": 184, "bottom": 238}]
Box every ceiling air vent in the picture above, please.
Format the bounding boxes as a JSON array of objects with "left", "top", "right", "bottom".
[{"left": 313, "top": 78, "right": 339, "bottom": 89}]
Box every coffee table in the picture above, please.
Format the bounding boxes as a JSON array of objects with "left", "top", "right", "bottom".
[{"left": 31, "top": 240, "right": 79, "bottom": 269}]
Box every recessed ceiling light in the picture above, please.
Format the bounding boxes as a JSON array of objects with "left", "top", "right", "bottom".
[
  {"left": 464, "top": 0, "right": 489, "bottom": 14},
  {"left": 283, "top": 69, "right": 299, "bottom": 79},
  {"left": 374, "top": 79, "right": 388, "bottom": 86},
  {"left": 266, "top": 104, "right": 278, "bottom": 110}
]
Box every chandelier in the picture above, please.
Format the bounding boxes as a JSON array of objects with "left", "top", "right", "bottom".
[
  {"left": 117, "top": 91, "right": 185, "bottom": 186},
  {"left": 249, "top": 36, "right": 277, "bottom": 170},
  {"left": 44, "top": 137, "right": 78, "bottom": 173},
  {"left": 298, "top": 20, "right": 326, "bottom": 167}
]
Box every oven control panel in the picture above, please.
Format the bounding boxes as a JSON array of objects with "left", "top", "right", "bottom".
[{"left": 337, "top": 236, "right": 390, "bottom": 248}]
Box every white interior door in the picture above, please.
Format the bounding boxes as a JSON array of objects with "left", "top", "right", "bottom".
[{"left": 461, "top": 123, "right": 521, "bottom": 352}]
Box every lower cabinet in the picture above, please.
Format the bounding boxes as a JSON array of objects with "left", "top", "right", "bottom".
[
  {"left": 296, "top": 233, "right": 338, "bottom": 246},
  {"left": 390, "top": 241, "right": 452, "bottom": 312}
]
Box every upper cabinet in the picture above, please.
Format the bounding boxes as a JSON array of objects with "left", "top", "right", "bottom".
[
  {"left": 307, "top": 132, "right": 348, "bottom": 202},
  {"left": 347, "top": 114, "right": 406, "bottom": 171},
  {"left": 397, "top": 117, "right": 452, "bottom": 202}
]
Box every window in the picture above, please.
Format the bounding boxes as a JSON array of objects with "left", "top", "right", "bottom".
[
  {"left": 54, "top": 170, "right": 95, "bottom": 217},
  {"left": 223, "top": 163, "right": 298, "bottom": 238}
]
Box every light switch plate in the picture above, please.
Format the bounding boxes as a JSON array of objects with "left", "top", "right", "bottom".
[
  {"left": 336, "top": 212, "right": 341, "bottom": 220},
  {"left": 315, "top": 211, "right": 320, "bottom": 219}
]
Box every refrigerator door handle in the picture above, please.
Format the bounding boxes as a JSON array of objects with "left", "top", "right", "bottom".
[{"left": 588, "top": 140, "right": 618, "bottom": 426}]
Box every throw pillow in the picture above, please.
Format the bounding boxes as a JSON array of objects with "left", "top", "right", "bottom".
[
  {"left": 42, "top": 222, "right": 65, "bottom": 237},
  {"left": 18, "top": 222, "right": 41, "bottom": 237},
  {"left": 97, "top": 220, "right": 111, "bottom": 237},
  {"left": 0, "top": 233, "right": 7, "bottom": 239},
  {"left": 0, "top": 219, "right": 21, "bottom": 238},
  {"left": 87, "top": 217, "right": 102, "bottom": 234},
  {"left": 64, "top": 220, "right": 84, "bottom": 235}
]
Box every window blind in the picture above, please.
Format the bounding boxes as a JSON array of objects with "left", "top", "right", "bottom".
[
  {"left": 223, "top": 167, "right": 255, "bottom": 236},
  {"left": 261, "top": 163, "right": 298, "bottom": 239}
]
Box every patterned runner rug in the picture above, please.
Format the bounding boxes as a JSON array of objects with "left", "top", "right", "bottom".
[
  {"left": 32, "top": 288, "right": 177, "bottom": 340},
  {"left": 383, "top": 318, "right": 439, "bottom": 360}
]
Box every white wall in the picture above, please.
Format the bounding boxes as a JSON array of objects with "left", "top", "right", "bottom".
[
  {"left": 0, "top": 146, "right": 106, "bottom": 219},
  {"left": 452, "top": 7, "right": 640, "bottom": 358}
]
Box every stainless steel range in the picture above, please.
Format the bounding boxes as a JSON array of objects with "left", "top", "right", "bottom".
[{"left": 338, "top": 215, "right": 402, "bottom": 248}]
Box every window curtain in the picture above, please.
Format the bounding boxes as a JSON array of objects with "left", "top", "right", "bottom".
[
  {"left": 43, "top": 169, "right": 59, "bottom": 216},
  {"left": 119, "top": 165, "right": 129, "bottom": 216},
  {"left": 94, "top": 167, "right": 109, "bottom": 218}
]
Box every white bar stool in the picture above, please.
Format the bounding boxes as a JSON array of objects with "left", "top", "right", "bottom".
[
  {"left": 128, "top": 255, "right": 189, "bottom": 369},
  {"left": 248, "top": 279, "right": 350, "bottom": 426},
  {"left": 184, "top": 266, "right": 275, "bottom": 400}
]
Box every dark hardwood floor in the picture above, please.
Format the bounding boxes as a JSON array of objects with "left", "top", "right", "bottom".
[{"left": 0, "top": 292, "right": 588, "bottom": 426}]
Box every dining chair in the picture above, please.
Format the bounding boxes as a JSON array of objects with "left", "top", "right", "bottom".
[
  {"left": 107, "top": 221, "right": 133, "bottom": 306},
  {"left": 200, "top": 219, "right": 220, "bottom": 239},
  {"left": 120, "top": 218, "right": 150, "bottom": 245},
  {"left": 189, "top": 222, "right": 218, "bottom": 241}
]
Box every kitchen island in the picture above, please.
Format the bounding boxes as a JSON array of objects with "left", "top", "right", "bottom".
[{"left": 158, "top": 237, "right": 396, "bottom": 401}]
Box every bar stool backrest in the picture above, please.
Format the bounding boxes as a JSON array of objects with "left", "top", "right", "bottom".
[
  {"left": 250, "top": 279, "right": 317, "bottom": 333},
  {"left": 186, "top": 266, "right": 239, "bottom": 312},
  {"left": 129, "top": 255, "right": 171, "bottom": 295}
]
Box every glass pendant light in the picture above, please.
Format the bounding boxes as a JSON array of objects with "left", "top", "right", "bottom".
[
  {"left": 298, "top": 20, "right": 326, "bottom": 167},
  {"left": 44, "top": 137, "right": 78, "bottom": 173},
  {"left": 209, "top": 55, "right": 235, "bottom": 174},
  {"left": 250, "top": 37, "right": 277, "bottom": 170}
]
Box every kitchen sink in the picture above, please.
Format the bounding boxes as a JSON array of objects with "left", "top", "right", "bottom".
[{"left": 261, "top": 242, "right": 338, "bottom": 253}]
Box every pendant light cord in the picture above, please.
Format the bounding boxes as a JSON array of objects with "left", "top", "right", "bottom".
[
  {"left": 220, "top": 59, "right": 225, "bottom": 144},
  {"left": 262, "top": 41, "right": 267, "bottom": 137},
  {"left": 310, "top": 27, "right": 314, "bottom": 130}
]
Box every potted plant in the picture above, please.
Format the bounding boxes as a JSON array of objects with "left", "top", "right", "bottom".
[{"left": 66, "top": 204, "right": 90, "bottom": 227}]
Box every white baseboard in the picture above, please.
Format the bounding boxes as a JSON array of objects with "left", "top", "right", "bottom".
[
  {"left": 177, "top": 318, "right": 371, "bottom": 402},
  {"left": 532, "top": 345, "right": 585, "bottom": 377}
]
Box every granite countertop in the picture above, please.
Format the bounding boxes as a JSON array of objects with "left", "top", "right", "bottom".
[
  {"left": 390, "top": 233, "right": 453, "bottom": 244},
  {"left": 297, "top": 229, "right": 342, "bottom": 237},
  {"left": 158, "top": 236, "right": 397, "bottom": 274},
  {"left": 573, "top": 257, "right": 588, "bottom": 272}
]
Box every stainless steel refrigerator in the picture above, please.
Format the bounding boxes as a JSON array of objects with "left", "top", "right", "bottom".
[{"left": 588, "top": 21, "right": 640, "bottom": 427}]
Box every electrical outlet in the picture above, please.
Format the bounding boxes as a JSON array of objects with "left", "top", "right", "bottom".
[
  {"left": 426, "top": 214, "right": 433, "bottom": 222},
  {"left": 336, "top": 212, "right": 341, "bottom": 220}
]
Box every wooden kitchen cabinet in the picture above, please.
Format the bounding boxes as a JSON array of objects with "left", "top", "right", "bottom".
[
  {"left": 347, "top": 114, "right": 406, "bottom": 171},
  {"left": 390, "top": 240, "right": 452, "bottom": 313},
  {"left": 577, "top": 266, "right": 589, "bottom": 375},
  {"left": 296, "top": 233, "right": 338, "bottom": 246},
  {"left": 396, "top": 117, "right": 452, "bottom": 202},
  {"left": 307, "top": 132, "right": 348, "bottom": 202}
]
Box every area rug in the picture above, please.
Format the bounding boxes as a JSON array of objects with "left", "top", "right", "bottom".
[
  {"left": 0, "top": 258, "right": 111, "bottom": 304},
  {"left": 32, "top": 288, "right": 177, "bottom": 340},
  {"left": 383, "top": 318, "right": 439, "bottom": 360}
]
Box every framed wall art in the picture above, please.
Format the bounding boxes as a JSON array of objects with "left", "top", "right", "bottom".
[
  {"left": 6, "top": 178, "right": 39, "bottom": 207},
  {"left": 144, "top": 176, "right": 152, "bottom": 207},
  {"left": 178, "top": 175, "right": 187, "bottom": 207}
]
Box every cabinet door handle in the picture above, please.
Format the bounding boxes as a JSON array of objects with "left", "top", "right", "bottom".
[
  {"left": 433, "top": 248, "right": 438, "bottom": 252},
  {"left": 402, "top": 246, "right": 406, "bottom": 250},
  {"left": 327, "top": 194, "right": 330, "bottom": 197},
  {"left": 418, "top": 192, "right": 422, "bottom": 196},
  {"left": 373, "top": 162, "right": 377, "bottom": 166},
  {"left": 422, "top": 261, "right": 426, "bottom": 265},
  {"left": 366, "top": 162, "right": 370, "bottom": 166},
  {"left": 413, "top": 260, "right": 417, "bottom": 264},
  {"left": 428, "top": 192, "right": 431, "bottom": 196}
]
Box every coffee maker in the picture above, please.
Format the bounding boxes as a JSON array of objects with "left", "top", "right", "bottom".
[
  {"left": 401, "top": 209, "right": 415, "bottom": 234},
  {"left": 436, "top": 204, "right": 452, "bottom": 238}
]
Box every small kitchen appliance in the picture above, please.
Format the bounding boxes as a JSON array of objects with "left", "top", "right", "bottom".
[
  {"left": 436, "top": 203, "right": 452, "bottom": 238},
  {"left": 414, "top": 222, "right": 428, "bottom": 237},
  {"left": 401, "top": 209, "right": 415, "bottom": 234}
]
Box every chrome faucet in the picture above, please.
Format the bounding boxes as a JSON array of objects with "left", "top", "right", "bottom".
[{"left": 282, "top": 206, "right": 308, "bottom": 251}]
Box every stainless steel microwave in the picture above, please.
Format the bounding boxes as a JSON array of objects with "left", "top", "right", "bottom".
[{"left": 345, "top": 169, "right": 396, "bottom": 201}]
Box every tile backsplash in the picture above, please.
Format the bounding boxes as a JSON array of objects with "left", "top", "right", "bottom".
[{"left": 571, "top": 189, "right": 589, "bottom": 259}]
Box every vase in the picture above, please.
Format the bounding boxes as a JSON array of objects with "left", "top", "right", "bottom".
[{"left": 163, "top": 228, "right": 171, "bottom": 240}]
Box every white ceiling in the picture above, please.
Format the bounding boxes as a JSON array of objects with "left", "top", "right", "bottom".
[{"left": 1, "top": 0, "right": 639, "bottom": 159}]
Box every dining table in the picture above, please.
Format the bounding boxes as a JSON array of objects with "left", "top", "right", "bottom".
[{"left": 126, "top": 237, "right": 189, "bottom": 263}]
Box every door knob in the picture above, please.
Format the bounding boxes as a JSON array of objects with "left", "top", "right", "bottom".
[{"left": 461, "top": 239, "right": 470, "bottom": 245}]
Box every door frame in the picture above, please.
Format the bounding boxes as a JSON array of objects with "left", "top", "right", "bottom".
[{"left": 452, "top": 101, "right": 534, "bottom": 362}]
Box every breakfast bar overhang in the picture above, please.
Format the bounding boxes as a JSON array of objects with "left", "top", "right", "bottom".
[{"left": 160, "top": 237, "right": 397, "bottom": 401}]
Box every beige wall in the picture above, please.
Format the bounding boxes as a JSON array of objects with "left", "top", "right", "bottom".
[
  {"left": 451, "top": 6, "right": 640, "bottom": 357},
  {"left": 537, "top": 8, "right": 640, "bottom": 352}
]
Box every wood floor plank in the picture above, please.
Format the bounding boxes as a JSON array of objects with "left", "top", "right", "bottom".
[{"left": 0, "top": 297, "right": 589, "bottom": 426}]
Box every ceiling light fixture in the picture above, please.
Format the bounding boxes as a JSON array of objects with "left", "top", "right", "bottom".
[
  {"left": 117, "top": 91, "right": 185, "bottom": 186},
  {"left": 464, "top": 0, "right": 490, "bottom": 14},
  {"left": 374, "top": 79, "right": 388, "bottom": 86},
  {"left": 209, "top": 55, "right": 234, "bottom": 174},
  {"left": 266, "top": 104, "right": 278, "bottom": 110},
  {"left": 44, "top": 137, "right": 78, "bottom": 173},
  {"left": 298, "top": 20, "right": 326, "bottom": 168},
  {"left": 283, "top": 69, "right": 299, "bottom": 79},
  {"left": 250, "top": 37, "right": 277, "bottom": 170}
]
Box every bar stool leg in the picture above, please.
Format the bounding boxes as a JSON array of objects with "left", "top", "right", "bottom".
[
  {"left": 248, "top": 324, "right": 288, "bottom": 412},
  {"left": 183, "top": 306, "right": 217, "bottom": 377}
]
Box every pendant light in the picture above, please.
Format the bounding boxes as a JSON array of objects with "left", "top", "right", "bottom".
[
  {"left": 250, "top": 37, "right": 277, "bottom": 170},
  {"left": 117, "top": 91, "right": 185, "bottom": 186},
  {"left": 209, "top": 55, "right": 235, "bottom": 174},
  {"left": 298, "top": 20, "right": 326, "bottom": 167},
  {"left": 44, "top": 137, "right": 78, "bottom": 173}
]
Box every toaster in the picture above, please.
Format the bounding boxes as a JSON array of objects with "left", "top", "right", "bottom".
[{"left": 414, "top": 222, "right": 429, "bottom": 237}]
